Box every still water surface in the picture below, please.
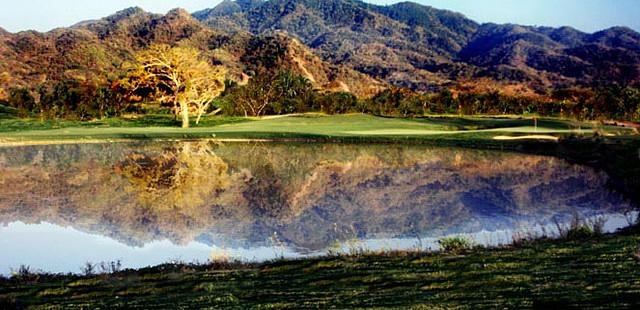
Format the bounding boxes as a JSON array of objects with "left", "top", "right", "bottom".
[{"left": 0, "top": 142, "right": 635, "bottom": 274}]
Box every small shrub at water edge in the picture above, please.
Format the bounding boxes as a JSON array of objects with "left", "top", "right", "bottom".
[{"left": 438, "top": 236, "right": 473, "bottom": 253}]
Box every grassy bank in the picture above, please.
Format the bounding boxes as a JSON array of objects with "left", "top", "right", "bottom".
[{"left": 1, "top": 230, "right": 640, "bottom": 309}]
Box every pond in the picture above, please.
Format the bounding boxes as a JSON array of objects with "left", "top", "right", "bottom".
[{"left": 0, "top": 141, "right": 636, "bottom": 274}]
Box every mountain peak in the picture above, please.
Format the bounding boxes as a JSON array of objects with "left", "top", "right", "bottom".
[
  {"left": 193, "top": 0, "right": 264, "bottom": 19},
  {"left": 108, "top": 7, "right": 147, "bottom": 21},
  {"left": 211, "top": 0, "right": 243, "bottom": 16},
  {"left": 166, "top": 8, "right": 191, "bottom": 18},
  {"left": 162, "top": 7, "right": 201, "bottom": 27},
  {"left": 601, "top": 26, "right": 636, "bottom": 33},
  {"left": 587, "top": 26, "right": 640, "bottom": 52},
  {"left": 236, "top": 0, "right": 266, "bottom": 9},
  {"left": 590, "top": 26, "right": 640, "bottom": 40}
]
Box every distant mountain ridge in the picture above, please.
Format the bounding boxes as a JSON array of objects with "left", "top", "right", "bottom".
[
  {"left": 194, "top": 0, "right": 640, "bottom": 91},
  {"left": 1, "top": 0, "right": 639, "bottom": 100},
  {"left": 0, "top": 4, "right": 382, "bottom": 98}
]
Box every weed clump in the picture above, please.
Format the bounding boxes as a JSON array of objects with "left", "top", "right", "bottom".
[
  {"left": 438, "top": 236, "right": 473, "bottom": 253},
  {"left": 556, "top": 215, "right": 606, "bottom": 240}
]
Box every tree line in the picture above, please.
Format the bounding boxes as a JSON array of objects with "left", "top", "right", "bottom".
[
  {"left": 2, "top": 46, "right": 639, "bottom": 123},
  {"left": 215, "top": 77, "right": 640, "bottom": 121}
]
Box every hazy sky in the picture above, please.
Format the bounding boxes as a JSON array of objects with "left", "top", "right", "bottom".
[{"left": 0, "top": 0, "right": 638, "bottom": 33}]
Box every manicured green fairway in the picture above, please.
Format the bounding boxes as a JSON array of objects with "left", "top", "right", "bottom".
[{"left": 0, "top": 114, "right": 633, "bottom": 145}]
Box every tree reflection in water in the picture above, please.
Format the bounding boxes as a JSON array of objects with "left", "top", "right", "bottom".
[{"left": 0, "top": 141, "right": 634, "bottom": 252}]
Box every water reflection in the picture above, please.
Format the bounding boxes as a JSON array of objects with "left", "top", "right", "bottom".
[{"left": 0, "top": 141, "right": 634, "bottom": 273}]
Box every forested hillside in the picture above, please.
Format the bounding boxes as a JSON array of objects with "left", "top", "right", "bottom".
[{"left": 1, "top": 0, "right": 639, "bottom": 120}]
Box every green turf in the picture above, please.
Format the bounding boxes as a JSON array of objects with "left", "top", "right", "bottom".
[
  {"left": 0, "top": 114, "right": 633, "bottom": 143},
  {"left": 0, "top": 114, "right": 249, "bottom": 133},
  {"left": 2, "top": 232, "right": 639, "bottom": 309}
]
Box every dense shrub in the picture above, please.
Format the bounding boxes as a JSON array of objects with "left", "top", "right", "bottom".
[
  {"left": 7, "top": 87, "right": 36, "bottom": 117},
  {"left": 8, "top": 80, "right": 131, "bottom": 120},
  {"left": 316, "top": 92, "right": 359, "bottom": 114},
  {"left": 438, "top": 236, "right": 473, "bottom": 253}
]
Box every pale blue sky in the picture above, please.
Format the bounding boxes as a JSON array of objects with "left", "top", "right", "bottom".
[{"left": 0, "top": 0, "right": 638, "bottom": 33}]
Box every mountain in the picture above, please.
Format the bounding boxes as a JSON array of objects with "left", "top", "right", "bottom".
[
  {"left": 195, "top": 0, "right": 640, "bottom": 91},
  {"left": 195, "top": 0, "right": 481, "bottom": 90},
  {"left": 0, "top": 5, "right": 381, "bottom": 99},
  {"left": 237, "top": 32, "right": 383, "bottom": 95},
  {"left": 1, "top": 0, "right": 639, "bottom": 101},
  {"left": 459, "top": 23, "right": 640, "bottom": 89}
]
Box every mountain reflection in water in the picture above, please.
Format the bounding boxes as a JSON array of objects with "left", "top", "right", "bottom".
[{"left": 0, "top": 141, "right": 634, "bottom": 273}]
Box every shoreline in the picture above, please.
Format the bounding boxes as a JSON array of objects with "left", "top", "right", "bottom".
[
  {"left": 0, "top": 138, "right": 287, "bottom": 148},
  {"left": 2, "top": 227, "right": 639, "bottom": 308}
]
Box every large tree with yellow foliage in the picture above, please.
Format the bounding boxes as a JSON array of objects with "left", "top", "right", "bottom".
[{"left": 127, "top": 45, "right": 226, "bottom": 128}]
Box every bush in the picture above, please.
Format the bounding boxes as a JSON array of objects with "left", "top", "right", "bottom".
[
  {"left": 7, "top": 87, "right": 36, "bottom": 117},
  {"left": 10, "top": 264, "right": 40, "bottom": 282},
  {"left": 317, "top": 92, "right": 358, "bottom": 114},
  {"left": 556, "top": 215, "right": 606, "bottom": 240},
  {"left": 438, "top": 236, "right": 473, "bottom": 253}
]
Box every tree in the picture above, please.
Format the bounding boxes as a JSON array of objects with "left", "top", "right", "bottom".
[
  {"left": 0, "top": 72, "right": 11, "bottom": 101},
  {"left": 116, "top": 141, "right": 231, "bottom": 211},
  {"left": 8, "top": 87, "right": 36, "bottom": 117},
  {"left": 228, "top": 73, "right": 279, "bottom": 117},
  {"left": 317, "top": 92, "right": 358, "bottom": 114},
  {"left": 129, "top": 45, "right": 226, "bottom": 128},
  {"left": 38, "top": 80, "right": 84, "bottom": 119},
  {"left": 88, "top": 86, "right": 127, "bottom": 119},
  {"left": 272, "top": 71, "right": 314, "bottom": 114},
  {"left": 188, "top": 72, "right": 227, "bottom": 124}
]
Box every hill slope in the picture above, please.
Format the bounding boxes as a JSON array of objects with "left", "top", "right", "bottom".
[
  {"left": 195, "top": 0, "right": 640, "bottom": 91},
  {"left": 1, "top": 0, "right": 640, "bottom": 101},
  {"left": 195, "top": 0, "right": 481, "bottom": 90},
  {"left": 0, "top": 5, "right": 381, "bottom": 100}
]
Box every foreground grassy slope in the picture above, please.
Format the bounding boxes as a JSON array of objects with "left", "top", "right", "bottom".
[
  {"left": 2, "top": 232, "right": 639, "bottom": 309},
  {"left": 0, "top": 114, "right": 633, "bottom": 144}
]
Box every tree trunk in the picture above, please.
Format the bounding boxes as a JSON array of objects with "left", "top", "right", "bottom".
[{"left": 181, "top": 102, "right": 190, "bottom": 128}]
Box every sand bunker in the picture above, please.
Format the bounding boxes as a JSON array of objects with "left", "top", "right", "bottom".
[{"left": 493, "top": 135, "right": 559, "bottom": 141}]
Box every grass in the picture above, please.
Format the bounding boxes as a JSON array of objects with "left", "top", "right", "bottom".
[
  {"left": 0, "top": 113, "right": 634, "bottom": 144},
  {"left": 1, "top": 231, "right": 640, "bottom": 309},
  {"left": 0, "top": 114, "right": 249, "bottom": 133}
]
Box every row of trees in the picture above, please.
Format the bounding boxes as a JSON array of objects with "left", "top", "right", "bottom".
[
  {"left": 5, "top": 77, "right": 639, "bottom": 122},
  {"left": 4, "top": 81, "right": 127, "bottom": 120},
  {"left": 219, "top": 78, "right": 640, "bottom": 121},
  {"left": 1, "top": 45, "right": 226, "bottom": 128},
  {"left": 2, "top": 44, "right": 639, "bottom": 123}
]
